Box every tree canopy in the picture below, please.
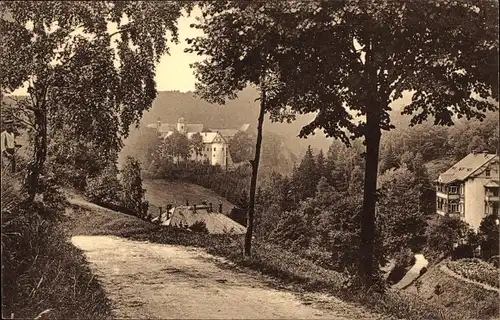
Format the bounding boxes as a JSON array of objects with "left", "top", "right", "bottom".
[{"left": 0, "top": 1, "right": 191, "bottom": 199}]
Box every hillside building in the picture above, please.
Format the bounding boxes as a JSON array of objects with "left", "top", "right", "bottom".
[
  {"left": 147, "top": 117, "right": 249, "bottom": 168},
  {"left": 435, "top": 151, "right": 499, "bottom": 230},
  {"left": 151, "top": 202, "right": 246, "bottom": 234}
]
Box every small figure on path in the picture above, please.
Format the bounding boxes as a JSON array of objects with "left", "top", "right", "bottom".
[{"left": 1, "top": 119, "right": 21, "bottom": 172}]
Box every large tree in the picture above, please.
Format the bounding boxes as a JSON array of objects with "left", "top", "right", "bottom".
[
  {"left": 268, "top": 0, "right": 498, "bottom": 285},
  {"left": 0, "top": 1, "right": 190, "bottom": 201},
  {"left": 187, "top": 1, "right": 295, "bottom": 256}
]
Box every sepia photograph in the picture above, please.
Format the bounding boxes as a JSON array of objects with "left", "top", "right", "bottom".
[{"left": 1, "top": 1, "right": 499, "bottom": 319}]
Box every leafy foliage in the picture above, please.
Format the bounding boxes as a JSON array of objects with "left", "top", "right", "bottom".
[
  {"left": 229, "top": 131, "right": 255, "bottom": 163},
  {"left": 478, "top": 215, "right": 500, "bottom": 260},
  {"left": 0, "top": 1, "right": 190, "bottom": 200},
  {"left": 229, "top": 192, "right": 248, "bottom": 226},
  {"left": 291, "top": 146, "right": 321, "bottom": 200},
  {"left": 120, "top": 156, "right": 148, "bottom": 219},
  {"left": 85, "top": 163, "right": 122, "bottom": 206},
  {"left": 425, "top": 216, "right": 476, "bottom": 261},
  {"left": 377, "top": 165, "right": 428, "bottom": 256},
  {"left": 243, "top": 0, "right": 499, "bottom": 284}
]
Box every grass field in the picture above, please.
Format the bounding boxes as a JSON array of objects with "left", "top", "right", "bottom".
[{"left": 143, "top": 179, "right": 235, "bottom": 217}]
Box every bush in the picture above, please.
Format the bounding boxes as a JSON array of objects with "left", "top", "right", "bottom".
[
  {"left": 488, "top": 255, "right": 499, "bottom": 268},
  {"left": 120, "top": 156, "right": 149, "bottom": 219},
  {"left": 85, "top": 164, "right": 122, "bottom": 206},
  {"left": 425, "top": 216, "right": 476, "bottom": 261},
  {"left": 190, "top": 221, "right": 209, "bottom": 233},
  {"left": 478, "top": 215, "right": 500, "bottom": 260}
]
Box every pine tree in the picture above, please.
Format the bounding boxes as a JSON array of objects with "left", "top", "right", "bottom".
[
  {"left": 316, "top": 149, "right": 327, "bottom": 179},
  {"left": 292, "top": 146, "right": 320, "bottom": 200},
  {"left": 379, "top": 142, "right": 399, "bottom": 174}
]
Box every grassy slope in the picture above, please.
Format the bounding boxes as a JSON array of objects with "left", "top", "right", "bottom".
[
  {"left": 2, "top": 214, "right": 113, "bottom": 319},
  {"left": 143, "top": 179, "right": 235, "bottom": 217},
  {"left": 63, "top": 198, "right": 469, "bottom": 320},
  {"left": 404, "top": 261, "right": 499, "bottom": 320},
  {"left": 1, "top": 171, "right": 112, "bottom": 320}
]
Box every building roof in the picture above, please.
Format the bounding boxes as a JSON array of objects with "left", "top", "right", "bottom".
[
  {"left": 438, "top": 153, "right": 498, "bottom": 184},
  {"left": 167, "top": 205, "right": 246, "bottom": 234},
  {"left": 213, "top": 129, "right": 239, "bottom": 139},
  {"left": 484, "top": 180, "right": 499, "bottom": 188}
]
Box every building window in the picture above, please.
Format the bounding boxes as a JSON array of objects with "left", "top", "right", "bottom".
[
  {"left": 449, "top": 186, "right": 458, "bottom": 194},
  {"left": 213, "top": 154, "right": 215, "bottom": 157},
  {"left": 450, "top": 204, "right": 459, "bottom": 213},
  {"left": 486, "top": 169, "right": 491, "bottom": 177},
  {"left": 214, "top": 147, "right": 216, "bottom": 151}
]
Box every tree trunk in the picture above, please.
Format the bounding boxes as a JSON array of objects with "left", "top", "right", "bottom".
[
  {"left": 26, "top": 102, "right": 48, "bottom": 202},
  {"left": 359, "top": 113, "right": 381, "bottom": 286},
  {"left": 359, "top": 39, "right": 382, "bottom": 286},
  {"left": 244, "top": 87, "right": 266, "bottom": 257}
]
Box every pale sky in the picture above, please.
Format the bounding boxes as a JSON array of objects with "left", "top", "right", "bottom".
[{"left": 155, "top": 7, "right": 204, "bottom": 93}]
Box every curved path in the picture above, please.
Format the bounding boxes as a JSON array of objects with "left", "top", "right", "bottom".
[{"left": 71, "top": 235, "right": 379, "bottom": 319}]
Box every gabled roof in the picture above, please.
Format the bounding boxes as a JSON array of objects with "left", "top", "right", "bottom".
[
  {"left": 167, "top": 205, "right": 246, "bottom": 234},
  {"left": 196, "top": 131, "right": 226, "bottom": 144},
  {"left": 213, "top": 129, "right": 239, "bottom": 139},
  {"left": 438, "top": 153, "right": 498, "bottom": 184},
  {"left": 484, "top": 180, "right": 499, "bottom": 188}
]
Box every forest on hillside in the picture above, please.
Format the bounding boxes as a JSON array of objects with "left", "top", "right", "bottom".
[{"left": 141, "top": 108, "right": 498, "bottom": 278}]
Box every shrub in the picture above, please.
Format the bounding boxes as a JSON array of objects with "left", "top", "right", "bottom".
[
  {"left": 425, "top": 216, "right": 476, "bottom": 261},
  {"left": 190, "top": 221, "right": 209, "bottom": 233},
  {"left": 120, "top": 156, "right": 149, "bottom": 219},
  {"left": 478, "top": 215, "right": 500, "bottom": 260},
  {"left": 85, "top": 164, "right": 122, "bottom": 206},
  {"left": 1, "top": 170, "right": 24, "bottom": 223}
]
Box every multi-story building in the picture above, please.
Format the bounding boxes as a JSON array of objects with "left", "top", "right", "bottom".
[
  {"left": 435, "top": 151, "right": 499, "bottom": 231},
  {"left": 147, "top": 117, "right": 249, "bottom": 168}
]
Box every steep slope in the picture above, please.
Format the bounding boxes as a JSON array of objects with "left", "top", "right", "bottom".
[{"left": 403, "top": 261, "right": 499, "bottom": 319}]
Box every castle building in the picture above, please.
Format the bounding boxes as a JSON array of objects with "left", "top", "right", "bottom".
[{"left": 147, "top": 117, "right": 249, "bottom": 168}]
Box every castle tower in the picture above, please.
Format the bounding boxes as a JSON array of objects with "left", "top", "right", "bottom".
[{"left": 177, "top": 117, "right": 186, "bottom": 134}]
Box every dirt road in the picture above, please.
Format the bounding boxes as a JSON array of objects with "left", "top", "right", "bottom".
[{"left": 72, "top": 235, "right": 380, "bottom": 319}]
